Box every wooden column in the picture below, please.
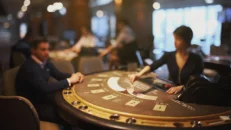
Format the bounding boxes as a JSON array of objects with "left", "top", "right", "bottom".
[
  {"left": 66, "top": 0, "right": 91, "bottom": 40},
  {"left": 118, "top": 0, "right": 154, "bottom": 58},
  {"left": 40, "top": 0, "right": 91, "bottom": 40}
]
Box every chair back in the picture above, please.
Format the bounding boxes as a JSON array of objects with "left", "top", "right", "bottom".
[
  {"left": 12, "top": 51, "right": 26, "bottom": 67},
  {"left": 0, "top": 96, "right": 40, "bottom": 130},
  {"left": 210, "top": 44, "right": 228, "bottom": 56},
  {"left": 51, "top": 60, "right": 75, "bottom": 74},
  {"left": 3, "top": 67, "right": 20, "bottom": 96},
  {"left": 78, "top": 56, "right": 104, "bottom": 74}
]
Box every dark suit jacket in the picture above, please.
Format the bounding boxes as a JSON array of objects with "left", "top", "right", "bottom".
[{"left": 15, "top": 57, "right": 71, "bottom": 107}]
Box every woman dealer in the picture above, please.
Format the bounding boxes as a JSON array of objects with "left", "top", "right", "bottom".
[{"left": 129, "top": 25, "right": 204, "bottom": 94}]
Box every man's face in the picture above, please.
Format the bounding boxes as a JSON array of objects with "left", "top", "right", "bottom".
[{"left": 32, "top": 42, "right": 50, "bottom": 62}]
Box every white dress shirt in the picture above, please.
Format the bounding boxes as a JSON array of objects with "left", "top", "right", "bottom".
[
  {"left": 72, "top": 34, "right": 98, "bottom": 52},
  {"left": 112, "top": 26, "right": 135, "bottom": 47},
  {"left": 31, "top": 55, "right": 46, "bottom": 69}
]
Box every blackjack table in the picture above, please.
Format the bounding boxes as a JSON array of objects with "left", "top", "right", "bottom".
[{"left": 55, "top": 71, "right": 231, "bottom": 130}]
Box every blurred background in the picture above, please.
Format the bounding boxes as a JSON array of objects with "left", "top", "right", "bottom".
[{"left": 0, "top": 0, "right": 231, "bottom": 75}]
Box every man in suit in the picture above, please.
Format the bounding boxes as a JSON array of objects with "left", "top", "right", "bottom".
[{"left": 15, "top": 38, "right": 84, "bottom": 129}]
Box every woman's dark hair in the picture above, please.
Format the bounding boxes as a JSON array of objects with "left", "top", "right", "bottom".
[{"left": 173, "top": 25, "right": 193, "bottom": 47}]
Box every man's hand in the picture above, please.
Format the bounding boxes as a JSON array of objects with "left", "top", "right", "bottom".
[
  {"left": 166, "top": 85, "right": 184, "bottom": 94},
  {"left": 99, "top": 45, "right": 114, "bottom": 57},
  {"left": 69, "top": 72, "right": 84, "bottom": 84},
  {"left": 75, "top": 72, "right": 84, "bottom": 83}
]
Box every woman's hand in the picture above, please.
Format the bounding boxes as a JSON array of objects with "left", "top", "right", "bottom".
[
  {"left": 128, "top": 73, "right": 141, "bottom": 83},
  {"left": 166, "top": 85, "right": 184, "bottom": 94},
  {"left": 128, "top": 66, "right": 152, "bottom": 84},
  {"left": 164, "top": 84, "right": 174, "bottom": 89}
]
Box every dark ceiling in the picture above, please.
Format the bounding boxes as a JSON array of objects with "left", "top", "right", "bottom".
[
  {"left": 1, "top": 0, "right": 231, "bottom": 16},
  {"left": 0, "top": 0, "right": 68, "bottom": 16}
]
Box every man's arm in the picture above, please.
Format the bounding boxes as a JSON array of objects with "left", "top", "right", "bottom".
[
  {"left": 99, "top": 29, "right": 126, "bottom": 57},
  {"left": 28, "top": 70, "right": 69, "bottom": 93},
  {"left": 47, "top": 62, "right": 72, "bottom": 80},
  {"left": 99, "top": 45, "right": 114, "bottom": 57},
  {"left": 71, "top": 36, "right": 84, "bottom": 53}
]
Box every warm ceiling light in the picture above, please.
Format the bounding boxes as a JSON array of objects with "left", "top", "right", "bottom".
[
  {"left": 153, "top": 2, "right": 160, "bottom": 10},
  {"left": 96, "top": 10, "right": 104, "bottom": 18},
  {"left": 47, "top": 5, "right": 55, "bottom": 12},
  {"left": 115, "top": 0, "right": 122, "bottom": 5},
  {"left": 53, "top": 2, "right": 63, "bottom": 10},
  {"left": 59, "top": 7, "right": 67, "bottom": 15},
  {"left": 21, "top": 5, "right": 28, "bottom": 12},
  {"left": 24, "top": 0, "right": 31, "bottom": 6},
  {"left": 17, "top": 11, "right": 24, "bottom": 19},
  {"left": 205, "top": 0, "right": 214, "bottom": 4}
]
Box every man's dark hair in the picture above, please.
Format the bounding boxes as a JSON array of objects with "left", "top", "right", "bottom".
[
  {"left": 173, "top": 25, "right": 193, "bottom": 47},
  {"left": 30, "top": 37, "right": 48, "bottom": 49}
]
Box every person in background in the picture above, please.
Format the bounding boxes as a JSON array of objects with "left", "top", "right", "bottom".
[
  {"left": 100, "top": 20, "right": 138, "bottom": 68},
  {"left": 129, "top": 25, "right": 203, "bottom": 94},
  {"left": 16, "top": 38, "right": 84, "bottom": 129},
  {"left": 71, "top": 26, "right": 98, "bottom": 54},
  {"left": 10, "top": 30, "right": 32, "bottom": 68}
]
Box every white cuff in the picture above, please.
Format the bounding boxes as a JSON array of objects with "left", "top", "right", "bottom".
[{"left": 67, "top": 78, "right": 71, "bottom": 87}]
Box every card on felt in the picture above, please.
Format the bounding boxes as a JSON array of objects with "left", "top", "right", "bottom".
[
  {"left": 153, "top": 104, "right": 167, "bottom": 112},
  {"left": 102, "top": 95, "right": 117, "bottom": 100},
  {"left": 91, "top": 89, "right": 105, "bottom": 94},
  {"left": 91, "top": 78, "right": 103, "bottom": 82},
  {"left": 125, "top": 100, "right": 140, "bottom": 107},
  {"left": 87, "top": 84, "right": 100, "bottom": 87}
]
